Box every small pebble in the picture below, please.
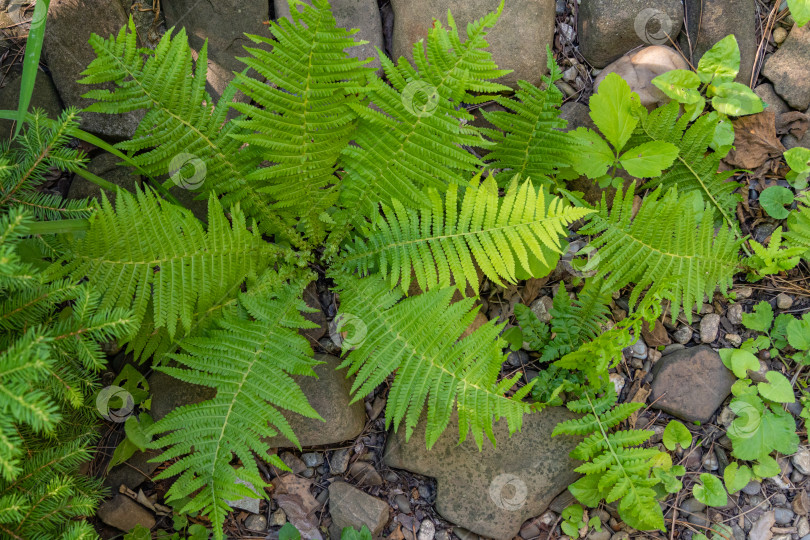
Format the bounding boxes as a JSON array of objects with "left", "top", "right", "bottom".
[
  {"left": 609, "top": 373, "right": 625, "bottom": 395},
  {"left": 725, "top": 333, "right": 742, "bottom": 347},
  {"left": 562, "top": 66, "right": 578, "bottom": 82},
  {"left": 301, "top": 452, "right": 323, "bottom": 468},
  {"left": 435, "top": 531, "right": 451, "bottom": 540},
  {"left": 244, "top": 514, "right": 267, "bottom": 532},
  {"left": 418, "top": 520, "right": 436, "bottom": 540},
  {"left": 681, "top": 497, "right": 707, "bottom": 513},
  {"left": 774, "top": 26, "right": 789, "bottom": 44},
  {"left": 727, "top": 303, "right": 743, "bottom": 325},
  {"left": 672, "top": 325, "right": 693, "bottom": 344},
  {"left": 742, "top": 480, "right": 761, "bottom": 495},
  {"left": 330, "top": 448, "right": 352, "bottom": 475},
  {"left": 395, "top": 494, "right": 412, "bottom": 514},
  {"left": 586, "top": 531, "right": 610, "bottom": 540},
  {"left": 687, "top": 512, "right": 710, "bottom": 528},
  {"left": 530, "top": 296, "right": 553, "bottom": 323},
  {"left": 774, "top": 507, "right": 794, "bottom": 525},
  {"left": 798, "top": 516, "right": 810, "bottom": 536},
  {"left": 700, "top": 313, "right": 721, "bottom": 343},
  {"left": 702, "top": 451, "right": 719, "bottom": 471},
  {"left": 794, "top": 449, "right": 810, "bottom": 476},
  {"left": 630, "top": 338, "right": 648, "bottom": 360},
  {"left": 301, "top": 467, "right": 315, "bottom": 478},
  {"left": 776, "top": 293, "right": 793, "bottom": 310},
  {"left": 269, "top": 508, "right": 287, "bottom": 527},
  {"left": 734, "top": 287, "right": 753, "bottom": 299}
]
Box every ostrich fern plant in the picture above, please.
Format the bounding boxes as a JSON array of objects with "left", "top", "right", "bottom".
[{"left": 3, "top": 0, "right": 751, "bottom": 537}]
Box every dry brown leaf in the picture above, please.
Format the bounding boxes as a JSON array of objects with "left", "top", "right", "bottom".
[{"left": 726, "top": 110, "right": 786, "bottom": 169}]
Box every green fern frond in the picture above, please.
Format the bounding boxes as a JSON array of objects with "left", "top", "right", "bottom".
[
  {"left": 640, "top": 102, "right": 741, "bottom": 231},
  {"left": 554, "top": 388, "right": 670, "bottom": 532},
  {"left": 580, "top": 183, "right": 741, "bottom": 322},
  {"left": 0, "top": 110, "right": 94, "bottom": 221},
  {"left": 330, "top": 270, "right": 534, "bottom": 449},
  {"left": 340, "top": 174, "right": 592, "bottom": 294},
  {"left": 50, "top": 187, "right": 280, "bottom": 340},
  {"left": 148, "top": 277, "right": 320, "bottom": 539},
  {"left": 336, "top": 5, "right": 510, "bottom": 219},
  {"left": 480, "top": 50, "right": 581, "bottom": 189},
  {"left": 786, "top": 193, "right": 810, "bottom": 259},
  {"left": 230, "top": 0, "right": 373, "bottom": 242},
  {"left": 80, "top": 18, "right": 305, "bottom": 247}
]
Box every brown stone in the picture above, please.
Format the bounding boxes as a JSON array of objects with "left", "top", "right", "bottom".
[
  {"left": 641, "top": 320, "right": 671, "bottom": 348},
  {"left": 97, "top": 493, "right": 156, "bottom": 532},
  {"left": 383, "top": 409, "right": 580, "bottom": 540},
  {"left": 328, "top": 481, "right": 390, "bottom": 535},
  {"left": 649, "top": 345, "right": 736, "bottom": 423}
]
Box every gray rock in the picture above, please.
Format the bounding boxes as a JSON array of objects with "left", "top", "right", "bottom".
[
  {"left": 577, "top": 0, "right": 684, "bottom": 68},
  {"left": 794, "top": 448, "right": 810, "bottom": 475},
  {"left": 688, "top": 511, "right": 710, "bottom": 528},
  {"left": 418, "top": 520, "right": 436, "bottom": 540},
  {"left": 798, "top": 516, "right": 810, "bottom": 537},
  {"left": 649, "top": 345, "right": 736, "bottom": 423},
  {"left": 162, "top": 0, "right": 269, "bottom": 101},
  {"left": 727, "top": 303, "right": 744, "bottom": 326},
  {"left": 672, "top": 325, "right": 693, "bottom": 344},
  {"left": 302, "top": 452, "right": 324, "bottom": 468},
  {"left": 559, "top": 101, "right": 594, "bottom": 131},
  {"left": 530, "top": 296, "right": 553, "bottom": 323},
  {"left": 763, "top": 24, "right": 810, "bottom": 110},
  {"left": 148, "top": 370, "right": 217, "bottom": 423},
  {"left": 274, "top": 0, "right": 383, "bottom": 74},
  {"left": 68, "top": 152, "right": 140, "bottom": 202},
  {"left": 0, "top": 69, "right": 62, "bottom": 137},
  {"left": 280, "top": 452, "right": 308, "bottom": 475},
  {"left": 328, "top": 481, "right": 390, "bottom": 535},
  {"left": 330, "top": 448, "right": 352, "bottom": 475},
  {"left": 264, "top": 354, "right": 366, "bottom": 448},
  {"left": 776, "top": 293, "right": 794, "bottom": 310},
  {"left": 97, "top": 493, "right": 156, "bottom": 532},
  {"left": 348, "top": 460, "right": 383, "bottom": 487},
  {"left": 774, "top": 507, "right": 795, "bottom": 525},
  {"left": 104, "top": 448, "right": 161, "bottom": 491},
  {"left": 680, "top": 0, "right": 757, "bottom": 84},
  {"left": 300, "top": 282, "right": 326, "bottom": 343},
  {"left": 700, "top": 313, "right": 721, "bottom": 343},
  {"left": 245, "top": 513, "right": 268, "bottom": 531},
  {"left": 226, "top": 478, "right": 260, "bottom": 513},
  {"left": 44, "top": 0, "right": 142, "bottom": 139},
  {"left": 586, "top": 531, "right": 611, "bottom": 540},
  {"left": 395, "top": 493, "right": 412, "bottom": 514},
  {"left": 681, "top": 497, "right": 707, "bottom": 513},
  {"left": 742, "top": 480, "right": 761, "bottom": 495},
  {"left": 390, "top": 0, "right": 555, "bottom": 89},
  {"left": 383, "top": 408, "right": 580, "bottom": 540},
  {"left": 748, "top": 511, "right": 775, "bottom": 540},
  {"left": 755, "top": 83, "right": 790, "bottom": 116},
  {"left": 629, "top": 338, "right": 648, "bottom": 360}
]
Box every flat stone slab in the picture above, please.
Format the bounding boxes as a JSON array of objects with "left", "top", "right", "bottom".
[
  {"left": 383, "top": 408, "right": 580, "bottom": 540},
  {"left": 328, "top": 481, "right": 390, "bottom": 536},
  {"left": 650, "top": 345, "right": 736, "bottom": 424}
]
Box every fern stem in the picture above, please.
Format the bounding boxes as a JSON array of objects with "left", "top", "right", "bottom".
[{"left": 26, "top": 218, "right": 90, "bottom": 235}]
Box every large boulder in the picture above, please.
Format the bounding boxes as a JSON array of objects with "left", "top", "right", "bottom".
[
  {"left": 578, "top": 0, "right": 684, "bottom": 68},
  {"left": 383, "top": 408, "right": 580, "bottom": 540},
  {"left": 649, "top": 345, "right": 736, "bottom": 424},
  {"left": 762, "top": 24, "right": 810, "bottom": 111},
  {"left": 162, "top": 0, "right": 270, "bottom": 100},
  {"left": 44, "top": 0, "right": 142, "bottom": 139},
  {"left": 389, "top": 0, "right": 555, "bottom": 88},
  {"left": 680, "top": 0, "right": 757, "bottom": 84},
  {"left": 274, "top": 0, "right": 383, "bottom": 74}
]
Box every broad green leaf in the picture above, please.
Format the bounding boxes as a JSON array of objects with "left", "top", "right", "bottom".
[
  {"left": 728, "top": 396, "right": 798, "bottom": 460},
  {"left": 562, "top": 504, "right": 584, "bottom": 523},
  {"left": 684, "top": 96, "right": 707, "bottom": 122},
  {"left": 711, "top": 82, "right": 764, "bottom": 116},
  {"left": 757, "top": 371, "right": 795, "bottom": 403},
  {"left": 124, "top": 413, "right": 154, "bottom": 452},
  {"left": 107, "top": 437, "right": 138, "bottom": 473},
  {"left": 723, "top": 462, "right": 752, "bottom": 494},
  {"left": 788, "top": 316, "right": 810, "bottom": 351},
  {"left": 568, "top": 473, "right": 607, "bottom": 508},
  {"left": 653, "top": 465, "right": 684, "bottom": 493},
  {"left": 719, "top": 348, "right": 760, "bottom": 379},
  {"left": 693, "top": 473, "right": 728, "bottom": 507},
  {"left": 590, "top": 73, "right": 640, "bottom": 152},
  {"left": 188, "top": 525, "right": 210, "bottom": 540},
  {"left": 760, "top": 186, "right": 794, "bottom": 219},
  {"left": 651, "top": 69, "right": 703, "bottom": 104},
  {"left": 772, "top": 313, "right": 795, "bottom": 350},
  {"left": 753, "top": 454, "right": 781, "bottom": 478},
  {"left": 709, "top": 113, "right": 735, "bottom": 154},
  {"left": 561, "top": 522, "right": 580, "bottom": 537},
  {"left": 112, "top": 364, "right": 150, "bottom": 405},
  {"left": 697, "top": 35, "right": 741, "bottom": 84},
  {"left": 124, "top": 525, "right": 152, "bottom": 540},
  {"left": 785, "top": 147, "right": 810, "bottom": 189},
  {"left": 280, "top": 523, "right": 302, "bottom": 540},
  {"left": 502, "top": 326, "right": 524, "bottom": 350},
  {"left": 570, "top": 127, "right": 616, "bottom": 178},
  {"left": 662, "top": 420, "right": 693, "bottom": 451},
  {"left": 788, "top": 0, "right": 810, "bottom": 26},
  {"left": 742, "top": 301, "right": 773, "bottom": 332},
  {"left": 618, "top": 141, "right": 679, "bottom": 178}
]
